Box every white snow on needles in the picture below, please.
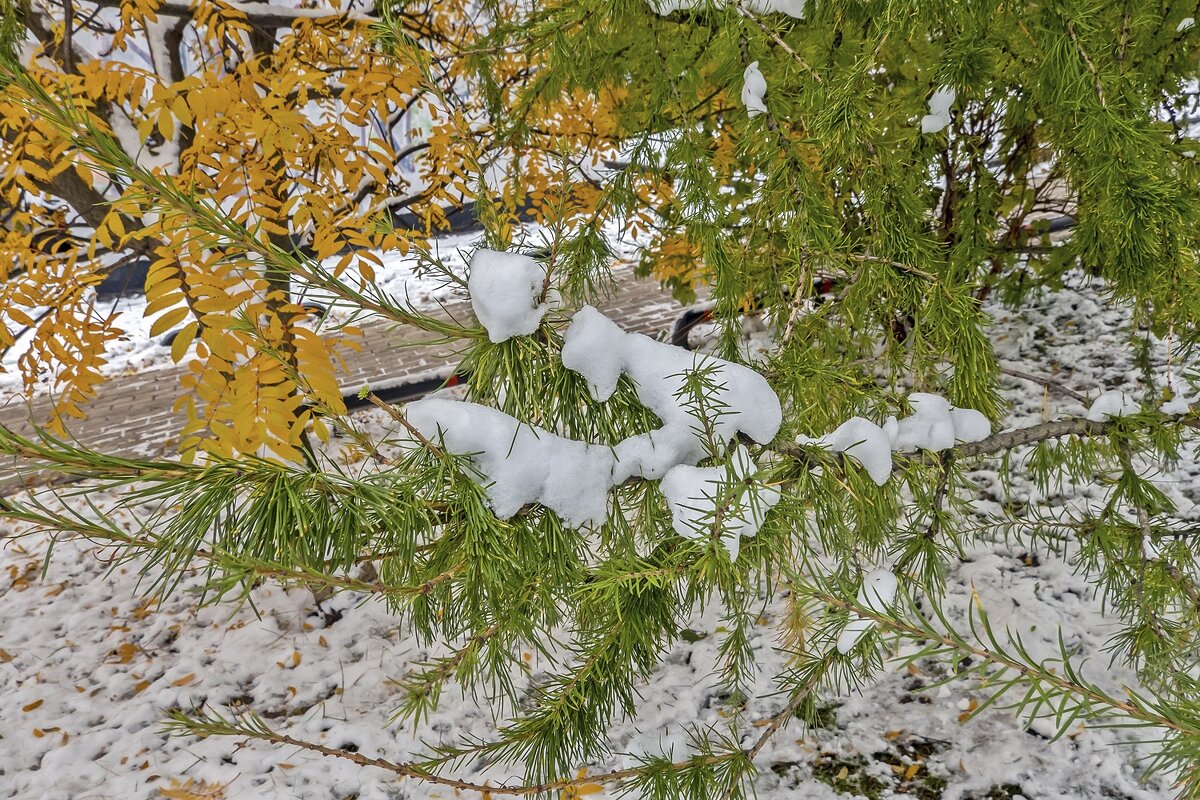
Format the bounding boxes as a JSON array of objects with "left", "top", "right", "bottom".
[
  {"left": 561, "top": 304, "right": 782, "bottom": 481},
  {"left": 837, "top": 568, "right": 900, "bottom": 654},
  {"left": 417, "top": 282, "right": 784, "bottom": 554},
  {"left": 798, "top": 392, "right": 991, "bottom": 487},
  {"left": 921, "top": 87, "right": 956, "bottom": 134},
  {"left": 405, "top": 398, "right": 616, "bottom": 527},
  {"left": 742, "top": 61, "right": 768, "bottom": 118},
  {"left": 660, "top": 444, "right": 780, "bottom": 560},
  {"left": 467, "top": 249, "right": 554, "bottom": 343}
]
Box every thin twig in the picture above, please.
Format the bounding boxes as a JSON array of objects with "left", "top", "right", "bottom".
[
  {"left": 998, "top": 365, "right": 1089, "bottom": 403},
  {"left": 218, "top": 722, "right": 729, "bottom": 796},
  {"left": 366, "top": 392, "right": 444, "bottom": 458},
  {"left": 1066, "top": 20, "right": 1107, "bottom": 106},
  {"left": 732, "top": 1, "right": 823, "bottom": 84}
]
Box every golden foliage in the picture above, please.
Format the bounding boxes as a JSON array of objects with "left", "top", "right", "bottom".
[
  {"left": 1, "top": 0, "right": 641, "bottom": 460},
  {"left": 647, "top": 232, "right": 710, "bottom": 291}
]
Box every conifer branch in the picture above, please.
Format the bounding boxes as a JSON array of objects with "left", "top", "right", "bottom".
[
  {"left": 169, "top": 707, "right": 734, "bottom": 796},
  {"left": 814, "top": 588, "right": 1197, "bottom": 737},
  {"left": 779, "top": 410, "right": 1197, "bottom": 465},
  {"left": 732, "top": 1, "right": 822, "bottom": 83}
]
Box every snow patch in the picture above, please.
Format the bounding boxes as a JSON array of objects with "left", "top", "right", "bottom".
[
  {"left": 920, "top": 87, "right": 955, "bottom": 134},
  {"left": 1086, "top": 390, "right": 1139, "bottom": 422},
  {"left": 749, "top": 0, "right": 806, "bottom": 17},
  {"left": 742, "top": 61, "right": 768, "bottom": 118},
  {"left": 660, "top": 445, "right": 780, "bottom": 561},
  {"left": 467, "top": 249, "right": 551, "bottom": 343},
  {"left": 1161, "top": 392, "right": 1195, "bottom": 415},
  {"left": 797, "top": 416, "right": 893, "bottom": 486},
  {"left": 950, "top": 407, "right": 992, "bottom": 443},
  {"left": 561, "top": 305, "right": 782, "bottom": 482},
  {"left": 836, "top": 568, "right": 899, "bottom": 654},
  {"left": 405, "top": 398, "right": 615, "bottom": 527},
  {"left": 887, "top": 392, "right": 990, "bottom": 452}
]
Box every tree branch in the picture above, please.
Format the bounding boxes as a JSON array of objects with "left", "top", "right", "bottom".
[{"left": 780, "top": 411, "right": 1198, "bottom": 465}]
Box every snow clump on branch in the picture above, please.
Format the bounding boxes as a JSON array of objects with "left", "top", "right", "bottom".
[
  {"left": 1086, "top": 390, "right": 1140, "bottom": 421},
  {"left": 404, "top": 300, "right": 784, "bottom": 557},
  {"left": 741, "top": 61, "right": 768, "bottom": 118},
  {"left": 886, "top": 392, "right": 990, "bottom": 452},
  {"left": 837, "top": 568, "right": 899, "bottom": 654},
  {"left": 562, "top": 305, "right": 782, "bottom": 481},
  {"left": 920, "top": 87, "right": 956, "bottom": 134},
  {"left": 660, "top": 445, "right": 780, "bottom": 560},
  {"left": 799, "top": 393, "right": 990, "bottom": 485},
  {"left": 796, "top": 416, "right": 894, "bottom": 486},
  {"left": 468, "top": 249, "right": 554, "bottom": 343},
  {"left": 404, "top": 398, "right": 616, "bottom": 528}
]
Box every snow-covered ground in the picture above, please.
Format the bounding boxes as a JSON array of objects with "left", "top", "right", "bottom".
[{"left": 0, "top": 262, "right": 1194, "bottom": 799}]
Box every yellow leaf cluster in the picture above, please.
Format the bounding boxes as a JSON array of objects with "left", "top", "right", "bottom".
[
  {"left": 2, "top": 0, "right": 642, "bottom": 459},
  {"left": 646, "top": 232, "right": 710, "bottom": 292}
]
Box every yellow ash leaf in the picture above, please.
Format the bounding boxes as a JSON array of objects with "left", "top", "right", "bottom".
[
  {"left": 171, "top": 322, "right": 199, "bottom": 362},
  {"left": 114, "top": 642, "right": 138, "bottom": 664},
  {"left": 160, "top": 778, "right": 227, "bottom": 799},
  {"left": 150, "top": 307, "right": 190, "bottom": 338}
]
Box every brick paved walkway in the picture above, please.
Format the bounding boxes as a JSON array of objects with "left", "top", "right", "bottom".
[{"left": 0, "top": 265, "right": 687, "bottom": 495}]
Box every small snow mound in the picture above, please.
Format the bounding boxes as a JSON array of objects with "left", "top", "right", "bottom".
[
  {"left": 1160, "top": 392, "right": 1194, "bottom": 416},
  {"left": 1086, "top": 390, "right": 1139, "bottom": 422},
  {"left": 742, "top": 61, "right": 768, "bottom": 118},
  {"left": 560, "top": 306, "right": 628, "bottom": 400},
  {"left": 889, "top": 393, "right": 990, "bottom": 452},
  {"left": 836, "top": 618, "right": 876, "bottom": 655},
  {"left": 660, "top": 445, "right": 780, "bottom": 561},
  {"left": 798, "top": 417, "right": 893, "bottom": 486},
  {"left": 562, "top": 306, "right": 782, "bottom": 482},
  {"left": 468, "top": 249, "right": 551, "bottom": 343},
  {"left": 837, "top": 568, "right": 898, "bottom": 654},
  {"left": 950, "top": 407, "right": 991, "bottom": 443},
  {"left": 920, "top": 87, "right": 955, "bottom": 134},
  {"left": 857, "top": 568, "right": 898, "bottom": 612},
  {"left": 891, "top": 392, "right": 957, "bottom": 451},
  {"left": 405, "top": 398, "right": 615, "bottom": 528}
]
